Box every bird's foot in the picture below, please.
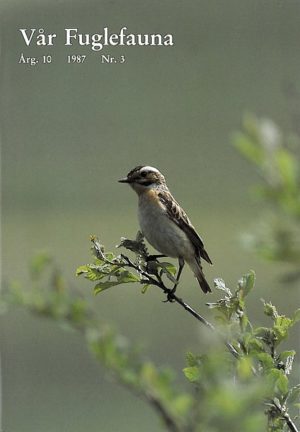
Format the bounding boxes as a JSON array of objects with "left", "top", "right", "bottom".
[{"left": 163, "top": 287, "right": 177, "bottom": 303}]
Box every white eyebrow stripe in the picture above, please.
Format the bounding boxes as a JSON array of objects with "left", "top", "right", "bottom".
[{"left": 140, "top": 166, "right": 160, "bottom": 173}]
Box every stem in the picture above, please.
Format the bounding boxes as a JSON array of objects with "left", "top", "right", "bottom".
[
  {"left": 284, "top": 413, "right": 299, "bottom": 432},
  {"left": 119, "top": 253, "right": 240, "bottom": 360},
  {"left": 91, "top": 237, "right": 299, "bottom": 432},
  {"left": 170, "top": 292, "right": 214, "bottom": 330},
  {"left": 112, "top": 369, "right": 183, "bottom": 432},
  {"left": 120, "top": 252, "right": 298, "bottom": 432},
  {"left": 271, "top": 399, "right": 299, "bottom": 432},
  {"left": 284, "top": 414, "right": 299, "bottom": 432},
  {"left": 145, "top": 393, "right": 182, "bottom": 432},
  {"left": 167, "top": 292, "right": 240, "bottom": 359}
]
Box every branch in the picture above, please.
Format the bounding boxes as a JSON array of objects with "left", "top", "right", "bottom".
[
  {"left": 271, "top": 399, "right": 299, "bottom": 432},
  {"left": 118, "top": 252, "right": 240, "bottom": 360},
  {"left": 90, "top": 237, "right": 299, "bottom": 432},
  {"left": 144, "top": 393, "right": 183, "bottom": 432},
  {"left": 112, "top": 369, "right": 184, "bottom": 432},
  {"left": 284, "top": 413, "right": 299, "bottom": 432},
  {"left": 90, "top": 236, "right": 240, "bottom": 360},
  {"left": 120, "top": 253, "right": 299, "bottom": 432}
]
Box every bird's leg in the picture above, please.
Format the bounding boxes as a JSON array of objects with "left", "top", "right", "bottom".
[
  {"left": 173, "top": 258, "right": 185, "bottom": 291},
  {"left": 165, "top": 259, "right": 184, "bottom": 302},
  {"left": 166, "top": 258, "right": 185, "bottom": 303}
]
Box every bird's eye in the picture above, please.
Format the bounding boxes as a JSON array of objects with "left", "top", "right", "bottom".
[{"left": 141, "top": 171, "right": 147, "bottom": 177}]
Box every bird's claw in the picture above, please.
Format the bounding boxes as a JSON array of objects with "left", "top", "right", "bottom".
[{"left": 163, "top": 288, "right": 176, "bottom": 303}]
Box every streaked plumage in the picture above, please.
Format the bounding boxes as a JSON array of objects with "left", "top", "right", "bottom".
[{"left": 119, "top": 165, "right": 212, "bottom": 293}]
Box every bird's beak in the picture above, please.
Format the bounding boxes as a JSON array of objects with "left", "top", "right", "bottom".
[{"left": 118, "top": 177, "right": 130, "bottom": 183}]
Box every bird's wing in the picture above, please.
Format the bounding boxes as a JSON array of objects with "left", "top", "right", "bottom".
[{"left": 158, "top": 191, "right": 213, "bottom": 265}]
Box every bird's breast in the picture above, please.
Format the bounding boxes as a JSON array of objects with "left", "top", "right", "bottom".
[{"left": 138, "top": 191, "right": 194, "bottom": 259}]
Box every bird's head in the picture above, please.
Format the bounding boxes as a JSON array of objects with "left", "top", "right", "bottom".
[{"left": 118, "top": 165, "right": 166, "bottom": 194}]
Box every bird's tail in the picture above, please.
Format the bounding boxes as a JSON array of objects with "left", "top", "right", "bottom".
[{"left": 187, "top": 258, "right": 211, "bottom": 293}]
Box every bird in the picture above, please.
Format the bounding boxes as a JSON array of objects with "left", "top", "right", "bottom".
[{"left": 118, "top": 165, "right": 212, "bottom": 294}]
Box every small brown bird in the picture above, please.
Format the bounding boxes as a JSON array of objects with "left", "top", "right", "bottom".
[{"left": 119, "top": 165, "right": 212, "bottom": 293}]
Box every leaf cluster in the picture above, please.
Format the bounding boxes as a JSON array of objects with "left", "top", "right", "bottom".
[
  {"left": 3, "top": 252, "right": 192, "bottom": 432},
  {"left": 203, "top": 272, "right": 300, "bottom": 432},
  {"left": 233, "top": 115, "right": 300, "bottom": 276},
  {"left": 76, "top": 233, "right": 178, "bottom": 296},
  {"left": 1, "top": 233, "right": 299, "bottom": 432},
  {"left": 3, "top": 119, "right": 300, "bottom": 431},
  {"left": 74, "top": 235, "right": 300, "bottom": 432}
]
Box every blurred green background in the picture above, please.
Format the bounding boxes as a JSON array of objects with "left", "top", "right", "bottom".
[{"left": 1, "top": 1, "right": 300, "bottom": 431}]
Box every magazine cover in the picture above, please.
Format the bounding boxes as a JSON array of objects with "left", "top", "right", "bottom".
[{"left": 1, "top": 1, "right": 300, "bottom": 431}]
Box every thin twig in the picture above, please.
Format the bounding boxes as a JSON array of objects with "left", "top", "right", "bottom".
[
  {"left": 119, "top": 252, "right": 240, "bottom": 360},
  {"left": 91, "top": 237, "right": 299, "bottom": 432},
  {"left": 120, "top": 252, "right": 299, "bottom": 432},
  {"left": 113, "top": 370, "right": 183, "bottom": 432},
  {"left": 284, "top": 413, "right": 299, "bottom": 432},
  {"left": 271, "top": 399, "right": 299, "bottom": 432},
  {"left": 145, "top": 393, "right": 182, "bottom": 432}
]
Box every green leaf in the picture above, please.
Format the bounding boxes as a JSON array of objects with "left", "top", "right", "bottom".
[
  {"left": 276, "top": 148, "right": 298, "bottom": 189},
  {"left": 263, "top": 301, "right": 278, "bottom": 319},
  {"left": 104, "top": 252, "right": 115, "bottom": 262},
  {"left": 158, "top": 262, "right": 177, "bottom": 283},
  {"left": 158, "top": 262, "right": 177, "bottom": 276},
  {"left": 172, "top": 394, "right": 193, "bottom": 416},
  {"left": 238, "top": 270, "right": 255, "bottom": 297},
  {"left": 268, "top": 369, "right": 289, "bottom": 395},
  {"left": 247, "top": 337, "right": 264, "bottom": 354},
  {"left": 141, "top": 284, "right": 151, "bottom": 294},
  {"left": 77, "top": 264, "right": 110, "bottom": 281},
  {"left": 94, "top": 281, "right": 122, "bottom": 294},
  {"left": 254, "top": 326, "right": 273, "bottom": 340},
  {"left": 293, "top": 308, "right": 300, "bottom": 324},
  {"left": 186, "top": 352, "right": 195, "bottom": 366},
  {"left": 277, "top": 373, "right": 289, "bottom": 395},
  {"left": 287, "top": 384, "right": 300, "bottom": 403},
  {"left": 183, "top": 366, "right": 201, "bottom": 383},
  {"left": 76, "top": 265, "right": 89, "bottom": 276},
  {"left": 30, "top": 253, "right": 52, "bottom": 279},
  {"left": 237, "top": 357, "right": 253, "bottom": 379},
  {"left": 186, "top": 352, "right": 201, "bottom": 367},
  {"left": 93, "top": 269, "right": 140, "bottom": 294},
  {"left": 118, "top": 270, "right": 140, "bottom": 283},
  {"left": 90, "top": 236, "right": 106, "bottom": 260},
  {"left": 274, "top": 315, "right": 293, "bottom": 343},
  {"left": 278, "top": 351, "right": 295, "bottom": 362},
  {"left": 255, "top": 352, "right": 274, "bottom": 370},
  {"left": 140, "top": 362, "right": 156, "bottom": 383},
  {"left": 233, "top": 132, "right": 264, "bottom": 165}
]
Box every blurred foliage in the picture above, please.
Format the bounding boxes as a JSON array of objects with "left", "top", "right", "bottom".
[
  {"left": 3, "top": 230, "right": 299, "bottom": 431},
  {"left": 2, "top": 115, "right": 300, "bottom": 431},
  {"left": 233, "top": 115, "right": 300, "bottom": 280},
  {"left": 75, "top": 234, "right": 300, "bottom": 431},
  {"left": 3, "top": 253, "right": 193, "bottom": 432}
]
